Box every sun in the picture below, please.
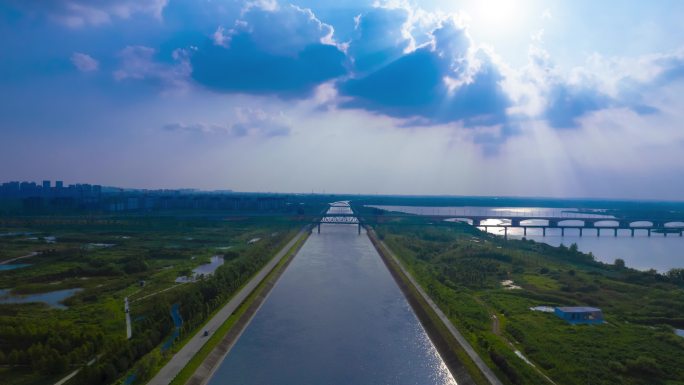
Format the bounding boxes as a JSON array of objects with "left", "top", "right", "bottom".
[
  {"left": 436, "top": 0, "right": 538, "bottom": 62},
  {"left": 470, "top": 0, "right": 527, "bottom": 32}
]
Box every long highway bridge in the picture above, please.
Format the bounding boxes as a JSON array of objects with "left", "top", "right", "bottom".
[{"left": 316, "top": 212, "right": 684, "bottom": 237}]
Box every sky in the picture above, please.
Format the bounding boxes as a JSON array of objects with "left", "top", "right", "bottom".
[{"left": 1, "top": 0, "right": 684, "bottom": 199}]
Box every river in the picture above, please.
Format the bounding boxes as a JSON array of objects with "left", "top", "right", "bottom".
[
  {"left": 369, "top": 205, "right": 684, "bottom": 272},
  {"left": 206, "top": 206, "right": 456, "bottom": 385}
]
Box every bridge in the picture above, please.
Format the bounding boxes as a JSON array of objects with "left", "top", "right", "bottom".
[{"left": 314, "top": 212, "right": 684, "bottom": 238}]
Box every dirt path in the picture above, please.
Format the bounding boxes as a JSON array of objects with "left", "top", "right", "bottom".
[
  {"left": 473, "top": 295, "right": 558, "bottom": 385},
  {"left": 131, "top": 283, "right": 186, "bottom": 303},
  {"left": 0, "top": 251, "right": 40, "bottom": 265},
  {"left": 491, "top": 314, "right": 500, "bottom": 335}
]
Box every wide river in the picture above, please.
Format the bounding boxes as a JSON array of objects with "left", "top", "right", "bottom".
[
  {"left": 207, "top": 206, "right": 456, "bottom": 385},
  {"left": 371, "top": 205, "right": 684, "bottom": 272}
]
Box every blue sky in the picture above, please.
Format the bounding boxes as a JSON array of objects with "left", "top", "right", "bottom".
[{"left": 1, "top": 0, "right": 684, "bottom": 199}]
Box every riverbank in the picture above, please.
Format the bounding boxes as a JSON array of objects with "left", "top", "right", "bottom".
[
  {"left": 176, "top": 228, "right": 309, "bottom": 385},
  {"left": 366, "top": 227, "right": 499, "bottom": 385},
  {"left": 146, "top": 227, "right": 310, "bottom": 385},
  {"left": 371, "top": 219, "right": 684, "bottom": 385}
]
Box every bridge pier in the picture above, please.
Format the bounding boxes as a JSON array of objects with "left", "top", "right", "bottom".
[
  {"left": 597, "top": 228, "right": 601, "bottom": 237},
  {"left": 614, "top": 228, "right": 618, "bottom": 237},
  {"left": 317, "top": 223, "right": 321, "bottom": 234},
  {"left": 664, "top": 232, "right": 668, "bottom": 237},
  {"left": 579, "top": 228, "right": 583, "bottom": 237},
  {"left": 504, "top": 227, "right": 508, "bottom": 239},
  {"left": 648, "top": 229, "right": 651, "bottom": 237},
  {"left": 523, "top": 227, "right": 527, "bottom": 236},
  {"left": 358, "top": 223, "right": 361, "bottom": 235},
  {"left": 561, "top": 227, "right": 565, "bottom": 237},
  {"left": 542, "top": 227, "right": 546, "bottom": 237},
  {"left": 680, "top": 230, "right": 683, "bottom": 237},
  {"left": 631, "top": 229, "right": 635, "bottom": 237}
]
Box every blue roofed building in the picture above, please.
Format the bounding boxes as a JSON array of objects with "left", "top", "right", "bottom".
[{"left": 555, "top": 307, "right": 604, "bottom": 325}]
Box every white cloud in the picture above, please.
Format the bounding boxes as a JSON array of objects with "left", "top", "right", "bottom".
[
  {"left": 212, "top": 26, "right": 229, "bottom": 47},
  {"left": 233, "top": 2, "right": 338, "bottom": 56},
  {"left": 232, "top": 107, "right": 291, "bottom": 137},
  {"left": 70, "top": 52, "right": 99, "bottom": 72},
  {"left": 163, "top": 107, "right": 290, "bottom": 138},
  {"left": 114, "top": 46, "right": 192, "bottom": 91},
  {"left": 18, "top": 0, "right": 169, "bottom": 28},
  {"left": 243, "top": 0, "right": 279, "bottom": 13}
]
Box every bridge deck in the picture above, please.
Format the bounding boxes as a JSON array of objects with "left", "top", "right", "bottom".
[{"left": 319, "top": 213, "right": 684, "bottom": 229}]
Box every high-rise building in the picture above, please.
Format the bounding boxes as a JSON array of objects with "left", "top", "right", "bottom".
[
  {"left": 42, "top": 180, "right": 50, "bottom": 189},
  {"left": 56, "top": 181, "right": 63, "bottom": 189}
]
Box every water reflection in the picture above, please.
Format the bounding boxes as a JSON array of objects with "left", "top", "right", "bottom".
[
  {"left": 372, "top": 206, "right": 684, "bottom": 272},
  {"left": 0, "top": 288, "right": 82, "bottom": 309},
  {"left": 0, "top": 264, "right": 30, "bottom": 271},
  {"left": 207, "top": 210, "right": 456, "bottom": 385},
  {"left": 370, "top": 205, "right": 614, "bottom": 219},
  {"left": 175, "top": 256, "right": 224, "bottom": 283}
]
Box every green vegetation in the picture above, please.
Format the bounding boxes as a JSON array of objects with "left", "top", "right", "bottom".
[
  {"left": 167, "top": 230, "right": 309, "bottom": 385},
  {"left": 367, "top": 214, "right": 684, "bottom": 385},
  {"left": 0, "top": 212, "right": 312, "bottom": 385},
  {"left": 368, "top": 230, "right": 492, "bottom": 385}
]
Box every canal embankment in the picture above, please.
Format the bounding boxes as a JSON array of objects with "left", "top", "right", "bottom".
[
  {"left": 365, "top": 226, "right": 503, "bottom": 385},
  {"left": 147, "top": 227, "right": 311, "bottom": 385}
]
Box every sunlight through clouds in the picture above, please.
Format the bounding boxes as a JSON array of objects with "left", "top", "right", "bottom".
[{"left": 1, "top": 0, "right": 684, "bottom": 197}]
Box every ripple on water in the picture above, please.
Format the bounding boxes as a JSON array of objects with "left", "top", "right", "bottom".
[{"left": 207, "top": 219, "right": 457, "bottom": 385}]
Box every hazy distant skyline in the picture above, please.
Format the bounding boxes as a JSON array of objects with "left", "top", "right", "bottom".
[{"left": 2, "top": 1, "right": 684, "bottom": 199}]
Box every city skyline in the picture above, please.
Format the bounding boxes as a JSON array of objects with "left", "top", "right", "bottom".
[{"left": 2, "top": 1, "right": 684, "bottom": 199}]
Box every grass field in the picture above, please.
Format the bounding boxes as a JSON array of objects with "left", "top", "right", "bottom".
[
  {"left": 368, "top": 214, "right": 684, "bottom": 385},
  {"left": 0, "top": 212, "right": 309, "bottom": 385}
]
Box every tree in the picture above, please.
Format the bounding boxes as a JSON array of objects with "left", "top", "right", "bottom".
[
  {"left": 667, "top": 268, "right": 684, "bottom": 283},
  {"left": 614, "top": 258, "right": 626, "bottom": 269}
]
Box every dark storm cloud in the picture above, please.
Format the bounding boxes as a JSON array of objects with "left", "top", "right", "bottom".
[{"left": 340, "top": 16, "right": 512, "bottom": 128}]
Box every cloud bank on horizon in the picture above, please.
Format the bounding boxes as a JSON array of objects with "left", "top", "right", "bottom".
[{"left": 1, "top": 0, "right": 684, "bottom": 198}]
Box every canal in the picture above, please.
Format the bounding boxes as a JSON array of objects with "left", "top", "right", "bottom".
[{"left": 206, "top": 206, "right": 456, "bottom": 385}]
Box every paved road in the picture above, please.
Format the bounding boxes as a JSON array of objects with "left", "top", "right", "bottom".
[
  {"left": 372, "top": 230, "right": 504, "bottom": 385},
  {"left": 147, "top": 228, "right": 308, "bottom": 385},
  {"left": 125, "top": 297, "right": 132, "bottom": 340}
]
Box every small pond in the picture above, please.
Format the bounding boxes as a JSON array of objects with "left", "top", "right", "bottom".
[
  {"left": 0, "top": 288, "right": 83, "bottom": 309},
  {"left": 175, "top": 256, "right": 224, "bottom": 283},
  {"left": 0, "top": 264, "right": 31, "bottom": 271}
]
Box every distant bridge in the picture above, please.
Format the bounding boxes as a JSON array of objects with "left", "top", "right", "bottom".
[
  {"left": 314, "top": 213, "right": 684, "bottom": 237},
  {"left": 316, "top": 214, "right": 361, "bottom": 234}
]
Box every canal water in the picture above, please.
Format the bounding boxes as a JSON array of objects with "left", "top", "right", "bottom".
[
  {"left": 369, "top": 205, "right": 684, "bottom": 272},
  {"left": 207, "top": 207, "right": 456, "bottom": 385}
]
